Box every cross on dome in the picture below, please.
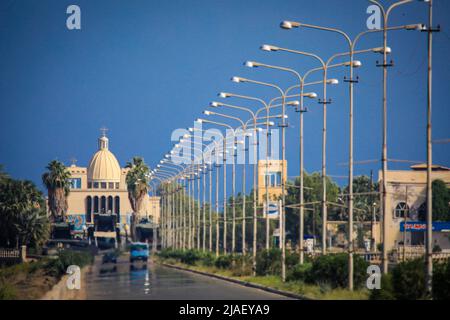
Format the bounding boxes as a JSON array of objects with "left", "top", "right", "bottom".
[{"left": 100, "top": 126, "right": 109, "bottom": 137}]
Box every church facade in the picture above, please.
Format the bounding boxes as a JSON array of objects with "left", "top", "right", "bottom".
[{"left": 65, "top": 133, "right": 160, "bottom": 235}]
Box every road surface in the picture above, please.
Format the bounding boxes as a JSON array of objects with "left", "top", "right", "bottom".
[{"left": 84, "top": 254, "right": 291, "bottom": 300}]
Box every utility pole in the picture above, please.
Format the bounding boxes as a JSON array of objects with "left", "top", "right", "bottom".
[{"left": 425, "top": 0, "right": 437, "bottom": 296}]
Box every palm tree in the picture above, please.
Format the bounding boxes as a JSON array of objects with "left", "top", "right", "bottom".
[
  {"left": 0, "top": 176, "right": 50, "bottom": 248},
  {"left": 42, "top": 160, "right": 71, "bottom": 222},
  {"left": 14, "top": 206, "right": 50, "bottom": 248},
  {"left": 125, "top": 157, "right": 150, "bottom": 241},
  {"left": 0, "top": 164, "right": 9, "bottom": 183}
]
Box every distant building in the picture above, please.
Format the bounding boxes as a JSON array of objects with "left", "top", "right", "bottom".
[
  {"left": 375, "top": 164, "right": 450, "bottom": 252},
  {"left": 257, "top": 160, "right": 287, "bottom": 213},
  {"left": 65, "top": 132, "right": 160, "bottom": 235}
]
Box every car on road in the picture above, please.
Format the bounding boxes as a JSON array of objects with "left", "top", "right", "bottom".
[
  {"left": 129, "top": 242, "right": 149, "bottom": 263},
  {"left": 102, "top": 251, "right": 118, "bottom": 264}
]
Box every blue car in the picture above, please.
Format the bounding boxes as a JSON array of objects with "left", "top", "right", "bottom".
[{"left": 129, "top": 242, "right": 149, "bottom": 263}]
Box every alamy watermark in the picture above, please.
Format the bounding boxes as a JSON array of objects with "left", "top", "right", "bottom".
[
  {"left": 66, "top": 265, "right": 81, "bottom": 290},
  {"left": 169, "top": 122, "right": 280, "bottom": 165},
  {"left": 366, "top": 265, "right": 381, "bottom": 290}
]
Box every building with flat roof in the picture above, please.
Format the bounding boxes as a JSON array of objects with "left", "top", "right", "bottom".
[{"left": 375, "top": 164, "right": 450, "bottom": 252}]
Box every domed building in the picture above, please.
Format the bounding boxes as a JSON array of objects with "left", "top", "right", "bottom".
[{"left": 65, "top": 132, "right": 160, "bottom": 240}]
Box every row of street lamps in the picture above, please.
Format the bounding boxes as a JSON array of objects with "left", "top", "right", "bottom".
[{"left": 149, "top": 0, "right": 436, "bottom": 292}]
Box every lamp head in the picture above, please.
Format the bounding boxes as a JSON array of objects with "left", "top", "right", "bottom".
[
  {"left": 218, "top": 92, "right": 229, "bottom": 98},
  {"left": 306, "top": 92, "right": 318, "bottom": 99},
  {"left": 195, "top": 118, "right": 203, "bottom": 124},
  {"left": 203, "top": 110, "right": 211, "bottom": 116},
  {"left": 372, "top": 46, "right": 392, "bottom": 54},
  {"left": 210, "top": 101, "right": 220, "bottom": 107},
  {"left": 345, "top": 60, "right": 362, "bottom": 68},
  {"left": 231, "top": 76, "right": 244, "bottom": 83},
  {"left": 327, "top": 79, "right": 339, "bottom": 85},
  {"left": 183, "top": 134, "right": 191, "bottom": 138},
  {"left": 280, "top": 20, "right": 300, "bottom": 29},
  {"left": 405, "top": 23, "right": 426, "bottom": 31},
  {"left": 188, "top": 127, "right": 194, "bottom": 132},
  {"left": 245, "top": 61, "right": 258, "bottom": 68},
  {"left": 287, "top": 100, "right": 300, "bottom": 106},
  {"left": 260, "top": 44, "right": 279, "bottom": 52}
]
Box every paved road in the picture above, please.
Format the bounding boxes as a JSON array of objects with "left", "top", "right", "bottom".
[{"left": 85, "top": 255, "right": 290, "bottom": 300}]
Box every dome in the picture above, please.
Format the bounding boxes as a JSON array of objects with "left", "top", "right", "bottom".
[{"left": 87, "top": 135, "right": 121, "bottom": 182}]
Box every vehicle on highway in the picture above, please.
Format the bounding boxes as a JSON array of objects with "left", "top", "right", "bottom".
[
  {"left": 129, "top": 242, "right": 149, "bottom": 263},
  {"left": 102, "top": 251, "right": 118, "bottom": 264}
]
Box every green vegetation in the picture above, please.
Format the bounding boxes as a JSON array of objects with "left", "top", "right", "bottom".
[
  {"left": 42, "top": 160, "right": 71, "bottom": 222},
  {"left": 157, "top": 248, "right": 370, "bottom": 299},
  {"left": 125, "top": 157, "right": 151, "bottom": 241},
  {"left": 0, "top": 166, "right": 50, "bottom": 249},
  {"left": 0, "top": 250, "right": 93, "bottom": 300},
  {"left": 44, "top": 250, "right": 94, "bottom": 277},
  {"left": 369, "top": 258, "right": 450, "bottom": 300},
  {"left": 418, "top": 180, "right": 450, "bottom": 221}
]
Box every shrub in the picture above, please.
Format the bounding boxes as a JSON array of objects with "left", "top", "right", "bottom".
[
  {"left": 433, "top": 259, "right": 450, "bottom": 300},
  {"left": 391, "top": 258, "right": 427, "bottom": 300},
  {"left": 231, "top": 255, "right": 252, "bottom": 276},
  {"left": 45, "top": 250, "right": 94, "bottom": 277},
  {"left": 369, "top": 273, "right": 395, "bottom": 300},
  {"left": 215, "top": 255, "right": 233, "bottom": 269},
  {"left": 200, "top": 252, "right": 216, "bottom": 267},
  {"left": 308, "top": 253, "right": 369, "bottom": 289},
  {"left": 256, "top": 248, "right": 281, "bottom": 276},
  {"left": 0, "top": 282, "right": 17, "bottom": 300},
  {"left": 180, "top": 250, "right": 201, "bottom": 265},
  {"left": 287, "top": 262, "right": 312, "bottom": 282}
]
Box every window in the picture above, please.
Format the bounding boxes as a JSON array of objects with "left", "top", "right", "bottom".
[
  {"left": 93, "top": 182, "right": 99, "bottom": 189},
  {"left": 86, "top": 196, "right": 92, "bottom": 223},
  {"left": 265, "top": 172, "right": 282, "bottom": 187},
  {"left": 101, "top": 196, "right": 106, "bottom": 213},
  {"left": 107, "top": 196, "right": 113, "bottom": 213},
  {"left": 115, "top": 182, "right": 120, "bottom": 189},
  {"left": 101, "top": 182, "right": 107, "bottom": 189},
  {"left": 88, "top": 182, "right": 92, "bottom": 189},
  {"left": 108, "top": 182, "right": 114, "bottom": 189},
  {"left": 395, "top": 202, "right": 409, "bottom": 219},
  {"left": 94, "top": 196, "right": 99, "bottom": 213},
  {"left": 69, "top": 178, "right": 81, "bottom": 189},
  {"left": 115, "top": 196, "right": 120, "bottom": 214}
]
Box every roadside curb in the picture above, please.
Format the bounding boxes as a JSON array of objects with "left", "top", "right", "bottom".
[{"left": 160, "top": 262, "right": 311, "bottom": 300}]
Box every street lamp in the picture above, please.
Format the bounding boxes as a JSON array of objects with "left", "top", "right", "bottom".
[{"left": 232, "top": 74, "right": 288, "bottom": 281}]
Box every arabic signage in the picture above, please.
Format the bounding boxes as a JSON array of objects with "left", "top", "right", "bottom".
[{"left": 400, "top": 221, "right": 450, "bottom": 232}]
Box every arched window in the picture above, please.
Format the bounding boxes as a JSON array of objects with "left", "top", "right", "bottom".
[
  {"left": 101, "top": 196, "right": 106, "bottom": 213},
  {"left": 115, "top": 196, "right": 120, "bottom": 215},
  {"left": 94, "top": 196, "right": 99, "bottom": 213},
  {"left": 395, "top": 202, "right": 409, "bottom": 219},
  {"left": 86, "top": 196, "right": 92, "bottom": 223},
  {"left": 107, "top": 196, "right": 113, "bottom": 214}
]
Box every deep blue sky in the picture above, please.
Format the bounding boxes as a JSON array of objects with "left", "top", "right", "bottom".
[{"left": 0, "top": 0, "right": 449, "bottom": 191}]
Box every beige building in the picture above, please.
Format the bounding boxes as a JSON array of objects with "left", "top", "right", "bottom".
[
  {"left": 376, "top": 164, "right": 450, "bottom": 252},
  {"left": 66, "top": 133, "right": 160, "bottom": 235},
  {"left": 257, "top": 159, "right": 287, "bottom": 206}
]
